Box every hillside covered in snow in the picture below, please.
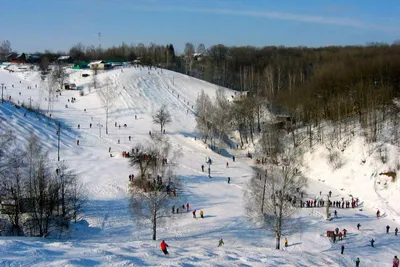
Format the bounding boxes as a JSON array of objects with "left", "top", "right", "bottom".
[{"left": 0, "top": 64, "right": 399, "bottom": 267}]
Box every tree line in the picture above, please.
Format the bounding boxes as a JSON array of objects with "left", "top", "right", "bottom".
[{"left": 0, "top": 133, "right": 85, "bottom": 237}]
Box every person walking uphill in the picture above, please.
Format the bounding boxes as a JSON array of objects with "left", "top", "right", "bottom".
[
  {"left": 192, "top": 210, "right": 197, "bottom": 218},
  {"left": 160, "top": 240, "right": 169, "bottom": 255},
  {"left": 218, "top": 239, "right": 224, "bottom": 247},
  {"left": 355, "top": 257, "right": 360, "bottom": 267}
]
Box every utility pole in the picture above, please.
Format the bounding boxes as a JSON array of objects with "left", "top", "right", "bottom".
[
  {"left": 1, "top": 83, "right": 4, "bottom": 103},
  {"left": 57, "top": 122, "right": 61, "bottom": 161},
  {"left": 261, "top": 169, "right": 267, "bottom": 214}
]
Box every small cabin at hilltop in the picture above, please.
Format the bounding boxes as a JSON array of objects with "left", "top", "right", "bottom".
[{"left": 89, "top": 60, "right": 112, "bottom": 70}]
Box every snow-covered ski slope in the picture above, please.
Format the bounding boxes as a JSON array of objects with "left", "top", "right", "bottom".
[{"left": 0, "top": 65, "right": 399, "bottom": 266}]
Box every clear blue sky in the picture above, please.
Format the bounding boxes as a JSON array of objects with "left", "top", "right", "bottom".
[{"left": 1, "top": 0, "right": 399, "bottom": 54}]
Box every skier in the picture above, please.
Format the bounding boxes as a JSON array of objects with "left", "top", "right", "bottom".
[
  {"left": 186, "top": 203, "right": 190, "bottom": 211},
  {"left": 377, "top": 209, "right": 380, "bottom": 218},
  {"left": 339, "top": 232, "right": 343, "bottom": 240},
  {"left": 226, "top": 162, "right": 229, "bottom": 168},
  {"left": 172, "top": 205, "right": 175, "bottom": 214},
  {"left": 160, "top": 240, "right": 169, "bottom": 255},
  {"left": 232, "top": 155, "right": 235, "bottom": 162},
  {"left": 76, "top": 139, "right": 80, "bottom": 146},
  {"left": 341, "top": 244, "right": 345, "bottom": 255},
  {"left": 218, "top": 239, "right": 224, "bottom": 247},
  {"left": 393, "top": 256, "right": 399, "bottom": 267},
  {"left": 334, "top": 210, "right": 338, "bottom": 217},
  {"left": 370, "top": 238, "right": 375, "bottom": 247},
  {"left": 201, "top": 165, "right": 204, "bottom": 172},
  {"left": 329, "top": 191, "right": 332, "bottom": 197},
  {"left": 387, "top": 225, "right": 391, "bottom": 234},
  {"left": 355, "top": 257, "right": 360, "bottom": 267},
  {"left": 208, "top": 167, "right": 211, "bottom": 178},
  {"left": 228, "top": 177, "right": 231, "bottom": 184},
  {"left": 395, "top": 227, "right": 398, "bottom": 236},
  {"left": 284, "top": 237, "right": 288, "bottom": 247},
  {"left": 109, "top": 147, "right": 111, "bottom": 153},
  {"left": 192, "top": 210, "right": 197, "bottom": 218},
  {"left": 90, "top": 123, "right": 92, "bottom": 128},
  {"left": 357, "top": 223, "right": 361, "bottom": 230},
  {"left": 200, "top": 210, "right": 204, "bottom": 219},
  {"left": 129, "top": 136, "right": 131, "bottom": 141}
]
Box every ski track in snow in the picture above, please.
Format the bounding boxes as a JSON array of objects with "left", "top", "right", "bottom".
[{"left": 0, "top": 65, "right": 399, "bottom": 266}]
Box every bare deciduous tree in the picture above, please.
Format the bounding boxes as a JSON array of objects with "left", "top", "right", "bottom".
[
  {"left": 244, "top": 150, "right": 307, "bottom": 249},
  {"left": 153, "top": 105, "right": 172, "bottom": 133},
  {"left": 0, "top": 40, "right": 11, "bottom": 60},
  {"left": 0, "top": 148, "right": 25, "bottom": 235},
  {"left": 39, "top": 57, "right": 50, "bottom": 73},
  {"left": 51, "top": 63, "right": 69, "bottom": 91},
  {"left": 98, "top": 78, "right": 119, "bottom": 135},
  {"left": 195, "top": 90, "right": 214, "bottom": 143},
  {"left": 129, "top": 134, "right": 181, "bottom": 240}
]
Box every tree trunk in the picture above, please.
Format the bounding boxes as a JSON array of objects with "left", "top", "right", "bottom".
[
  {"left": 275, "top": 232, "right": 281, "bottom": 250},
  {"left": 106, "top": 109, "right": 109, "bottom": 135},
  {"left": 152, "top": 204, "right": 157, "bottom": 240}
]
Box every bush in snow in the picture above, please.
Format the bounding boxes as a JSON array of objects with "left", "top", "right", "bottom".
[{"left": 327, "top": 149, "right": 344, "bottom": 170}]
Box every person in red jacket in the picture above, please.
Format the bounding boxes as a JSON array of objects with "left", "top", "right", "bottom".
[
  {"left": 160, "top": 240, "right": 169, "bottom": 255},
  {"left": 186, "top": 203, "right": 190, "bottom": 211}
]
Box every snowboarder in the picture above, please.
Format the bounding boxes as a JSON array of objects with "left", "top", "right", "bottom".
[
  {"left": 284, "top": 238, "right": 288, "bottom": 247},
  {"left": 370, "top": 238, "right": 375, "bottom": 247},
  {"left": 357, "top": 223, "right": 361, "bottom": 230},
  {"left": 341, "top": 244, "right": 345, "bottom": 254},
  {"left": 387, "top": 225, "right": 390, "bottom": 234},
  {"left": 228, "top": 177, "right": 231, "bottom": 184},
  {"left": 192, "top": 210, "right": 196, "bottom": 218},
  {"left": 355, "top": 257, "right": 360, "bottom": 267},
  {"left": 218, "top": 239, "right": 224, "bottom": 247},
  {"left": 395, "top": 227, "right": 398, "bottom": 236},
  {"left": 160, "top": 240, "right": 169, "bottom": 255},
  {"left": 393, "top": 256, "right": 399, "bottom": 267},
  {"left": 186, "top": 203, "right": 190, "bottom": 211},
  {"left": 200, "top": 210, "right": 204, "bottom": 219},
  {"left": 201, "top": 165, "right": 204, "bottom": 172}
]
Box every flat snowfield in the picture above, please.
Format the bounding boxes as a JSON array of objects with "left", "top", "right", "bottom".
[{"left": 0, "top": 65, "right": 399, "bottom": 267}]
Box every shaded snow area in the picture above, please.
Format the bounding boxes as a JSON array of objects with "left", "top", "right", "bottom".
[{"left": 0, "top": 65, "right": 399, "bottom": 266}]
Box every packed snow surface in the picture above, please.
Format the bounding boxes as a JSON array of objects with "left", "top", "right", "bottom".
[{"left": 0, "top": 65, "right": 399, "bottom": 266}]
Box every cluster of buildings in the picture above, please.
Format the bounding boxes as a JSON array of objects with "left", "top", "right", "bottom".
[{"left": 3, "top": 53, "right": 137, "bottom": 71}]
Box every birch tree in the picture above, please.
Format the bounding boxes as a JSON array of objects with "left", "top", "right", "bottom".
[
  {"left": 98, "top": 78, "right": 119, "bottom": 134},
  {"left": 244, "top": 150, "right": 307, "bottom": 249},
  {"left": 195, "top": 90, "right": 214, "bottom": 143}
]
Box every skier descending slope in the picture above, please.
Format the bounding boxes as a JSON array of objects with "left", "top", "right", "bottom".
[{"left": 160, "top": 240, "right": 169, "bottom": 255}]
